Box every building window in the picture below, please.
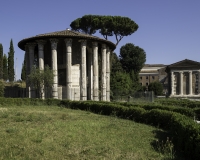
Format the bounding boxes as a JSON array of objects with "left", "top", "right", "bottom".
[
  {"left": 140, "top": 76, "right": 142, "bottom": 80},
  {"left": 140, "top": 83, "right": 142, "bottom": 86},
  {"left": 146, "top": 76, "right": 148, "bottom": 79},
  {"left": 152, "top": 76, "right": 154, "bottom": 80},
  {"left": 146, "top": 83, "right": 148, "bottom": 86}
]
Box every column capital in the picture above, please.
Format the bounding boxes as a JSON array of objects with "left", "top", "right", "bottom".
[
  {"left": 79, "top": 39, "right": 87, "bottom": 46},
  {"left": 50, "top": 38, "right": 58, "bottom": 50},
  {"left": 189, "top": 71, "right": 193, "bottom": 74},
  {"left": 36, "top": 39, "right": 46, "bottom": 45},
  {"left": 36, "top": 40, "right": 46, "bottom": 50},
  {"left": 92, "top": 42, "right": 98, "bottom": 47},
  {"left": 26, "top": 43, "right": 36, "bottom": 50},
  {"left": 179, "top": 71, "right": 183, "bottom": 74},
  {"left": 102, "top": 43, "right": 106, "bottom": 49},
  {"left": 64, "top": 38, "right": 72, "bottom": 45}
]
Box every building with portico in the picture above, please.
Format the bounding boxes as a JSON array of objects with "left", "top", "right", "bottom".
[
  {"left": 18, "top": 29, "right": 116, "bottom": 101},
  {"left": 139, "top": 59, "right": 200, "bottom": 98},
  {"left": 166, "top": 59, "right": 200, "bottom": 98}
]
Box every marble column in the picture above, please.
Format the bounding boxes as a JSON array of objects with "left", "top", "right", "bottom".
[
  {"left": 101, "top": 44, "right": 107, "bottom": 101},
  {"left": 65, "top": 38, "right": 72, "bottom": 100},
  {"left": 171, "top": 71, "right": 174, "bottom": 96},
  {"left": 88, "top": 50, "right": 93, "bottom": 100},
  {"left": 92, "top": 42, "right": 99, "bottom": 101},
  {"left": 27, "top": 43, "right": 36, "bottom": 98},
  {"left": 106, "top": 47, "right": 110, "bottom": 101},
  {"left": 179, "top": 71, "right": 183, "bottom": 95},
  {"left": 25, "top": 45, "right": 30, "bottom": 98},
  {"left": 50, "top": 39, "right": 58, "bottom": 99},
  {"left": 37, "top": 40, "right": 46, "bottom": 99},
  {"left": 80, "top": 40, "right": 87, "bottom": 100},
  {"left": 189, "top": 71, "right": 193, "bottom": 95}
]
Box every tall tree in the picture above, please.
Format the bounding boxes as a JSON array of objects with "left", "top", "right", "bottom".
[
  {"left": 8, "top": 39, "right": 15, "bottom": 82},
  {"left": 21, "top": 54, "right": 26, "bottom": 81},
  {"left": 110, "top": 52, "right": 123, "bottom": 73},
  {"left": 119, "top": 43, "right": 146, "bottom": 74},
  {"left": 70, "top": 15, "right": 139, "bottom": 46},
  {"left": 0, "top": 80, "right": 4, "bottom": 97},
  {"left": 0, "top": 44, "right": 3, "bottom": 79},
  {"left": 110, "top": 71, "right": 133, "bottom": 100},
  {"left": 3, "top": 54, "right": 8, "bottom": 81}
]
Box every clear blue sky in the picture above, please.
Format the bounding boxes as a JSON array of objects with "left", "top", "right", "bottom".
[{"left": 1, "top": 0, "right": 200, "bottom": 80}]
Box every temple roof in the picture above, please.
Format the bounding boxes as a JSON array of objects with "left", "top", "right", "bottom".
[
  {"left": 18, "top": 29, "right": 116, "bottom": 51},
  {"left": 168, "top": 59, "right": 200, "bottom": 68},
  {"left": 166, "top": 59, "right": 200, "bottom": 71}
]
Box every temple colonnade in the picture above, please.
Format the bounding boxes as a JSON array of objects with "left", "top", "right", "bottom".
[
  {"left": 24, "top": 38, "right": 111, "bottom": 101},
  {"left": 170, "top": 70, "right": 200, "bottom": 97}
]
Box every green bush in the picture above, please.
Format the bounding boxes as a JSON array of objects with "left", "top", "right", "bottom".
[
  {"left": 0, "top": 80, "right": 4, "bottom": 97},
  {"left": 155, "top": 98, "right": 200, "bottom": 108},
  {"left": 148, "top": 81, "right": 163, "bottom": 96}
]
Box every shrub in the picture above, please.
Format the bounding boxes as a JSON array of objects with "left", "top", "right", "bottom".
[
  {"left": 148, "top": 81, "right": 163, "bottom": 96},
  {"left": 0, "top": 80, "right": 4, "bottom": 97}
]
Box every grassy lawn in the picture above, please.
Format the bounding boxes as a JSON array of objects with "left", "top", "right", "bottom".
[{"left": 0, "top": 105, "right": 174, "bottom": 160}]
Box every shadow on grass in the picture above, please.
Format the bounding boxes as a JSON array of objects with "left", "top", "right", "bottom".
[{"left": 151, "top": 130, "right": 185, "bottom": 160}]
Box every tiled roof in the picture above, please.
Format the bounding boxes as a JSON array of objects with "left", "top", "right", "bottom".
[{"left": 18, "top": 29, "right": 116, "bottom": 51}]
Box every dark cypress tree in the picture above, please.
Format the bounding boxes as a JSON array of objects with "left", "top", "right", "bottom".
[
  {"left": 21, "top": 54, "right": 26, "bottom": 81},
  {"left": 8, "top": 39, "right": 15, "bottom": 82},
  {"left": 3, "top": 54, "right": 8, "bottom": 81},
  {"left": 0, "top": 44, "right": 3, "bottom": 79}
]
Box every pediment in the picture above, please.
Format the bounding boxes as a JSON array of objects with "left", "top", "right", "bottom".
[{"left": 168, "top": 59, "right": 200, "bottom": 69}]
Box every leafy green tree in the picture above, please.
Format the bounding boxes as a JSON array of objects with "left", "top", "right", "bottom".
[
  {"left": 148, "top": 81, "right": 163, "bottom": 96},
  {"left": 3, "top": 54, "right": 8, "bottom": 81},
  {"left": 70, "top": 15, "right": 139, "bottom": 46},
  {"left": 110, "top": 52, "right": 123, "bottom": 73},
  {"left": 27, "top": 65, "right": 54, "bottom": 98},
  {"left": 21, "top": 54, "right": 26, "bottom": 81},
  {"left": 0, "top": 80, "right": 4, "bottom": 97},
  {"left": 119, "top": 43, "right": 146, "bottom": 74},
  {"left": 129, "top": 70, "right": 142, "bottom": 93},
  {"left": 8, "top": 39, "right": 15, "bottom": 82},
  {"left": 110, "top": 71, "right": 133, "bottom": 99},
  {"left": 0, "top": 44, "right": 3, "bottom": 79}
]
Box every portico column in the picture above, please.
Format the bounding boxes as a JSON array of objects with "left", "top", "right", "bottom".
[
  {"left": 179, "top": 71, "right": 183, "bottom": 95},
  {"left": 27, "top": 43, "right": 36, "bottom": 98},
  {"left": 101, "top": 44, "right": 107, "bottom": 101},
  {"left": 88, "top": 50, "right": 93, "bottom": 100},
  {"left": 50, "top": 39, "right": 58, "bottom": 99},
  {"left": 92, "top": 42, "right": 99, "bottom": 101},
  {"left": 25, "top": 45, "right": 30, "bottom": 98},
  {"left": 171, "top": 71, "right": 174, "bottom": 96},
  {"left": 189, "top": 71, "right": 193, "bottom": 95},
  {"left": 106, "top": 47, "right": 110, "bottom": 101},
  {"left": 80, "top": 40, "right": 87, "bottom": 100},
  {"left": 37, "top": 40, "right": 46, "bottom": 99},
  {"left": 64, "top": 38, "right": 72, "bottom": 100}
]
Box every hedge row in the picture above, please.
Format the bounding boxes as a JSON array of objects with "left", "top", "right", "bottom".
[
  {"left": 61, "top": 101, "right": 200, "bottom": 159},
  {"left": 155, "top": 98, "right": 200, "bottom": 108},
  {"left": 0, "top": 98, "right": 200, "bottom": 159}
]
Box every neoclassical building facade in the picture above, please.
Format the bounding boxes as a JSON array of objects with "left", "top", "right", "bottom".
[
  {"left": 166, "top": 59, "right": 200, "bottom": 98},
  {"left": 139, "top": 59, "right": 200, "bottom": 98},
  {"left": 18, "top": 29, "right": 116, "bottom": 101}
]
